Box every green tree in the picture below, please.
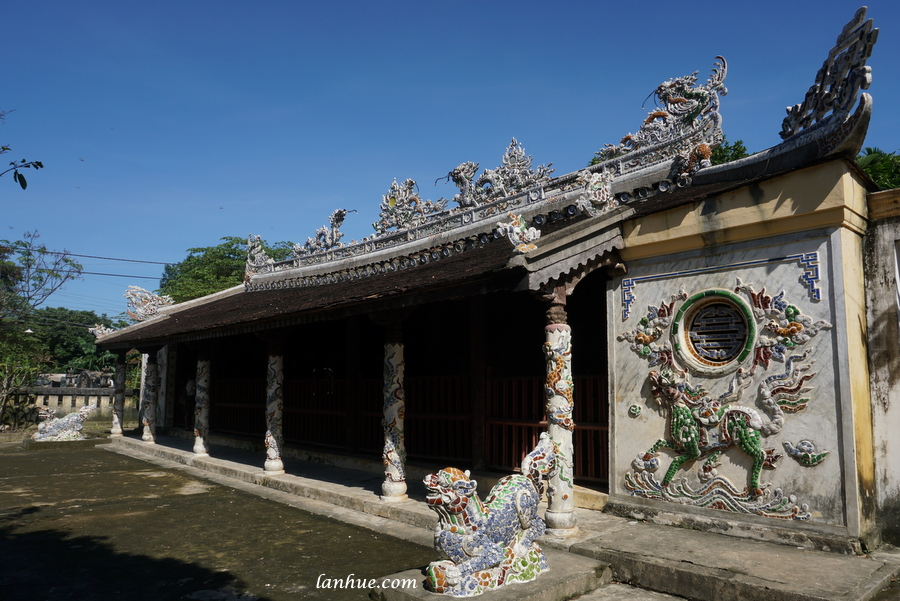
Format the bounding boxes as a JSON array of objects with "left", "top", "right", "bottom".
[
  {"left": 0, "top": 232, "right": 82, "bottom": 322},
  {"left": 856, "top": 147, "right": 900, "bottom": 190},
  {"left": 159, "top": 236, "right": 293, "bottom": 303},
  {"left": 0, "top": 109, "right": 43, "bottom": 190},
  {"left": 710, "top": 136, "right": 749, "bottom": 166},
  {"left": 0, "top": 233, "right": 81, "bottom": 409},
  {"left": 25, "top": 307, "right": 117, "bottom": 371}
]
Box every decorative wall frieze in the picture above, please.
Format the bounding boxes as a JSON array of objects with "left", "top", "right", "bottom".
[
  {"left": 620, "top": 277, "right": 833, "bottom": 521},
  {"left": 621, "top": 252, "right": 821, "bottom": 320}
]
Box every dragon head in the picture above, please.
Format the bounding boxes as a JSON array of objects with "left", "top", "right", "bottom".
[{"left": 424, "top": 467, "right": 477, "bottom": 513}]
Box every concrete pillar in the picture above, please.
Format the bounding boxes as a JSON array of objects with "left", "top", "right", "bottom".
[
  {"left": 264, "top": 346, "right": 285, "bottom": 474},
  {"left": 381, "top": 322, "right": 407, "bottom": 501},
  {"left": 156, "top": 345, "right": 168, "bottom": 428},
  {"left": 141, "top": 353, "right": 158, "bottom": 443},
  {"left": 110, "top": 351, "right": 126, "bottom": 437},
  {"left": 193, "top": 354, "right": 211, "bottom": 456},
  {"left": 544, "top": 292, "right": 577, "bottom": 533}
]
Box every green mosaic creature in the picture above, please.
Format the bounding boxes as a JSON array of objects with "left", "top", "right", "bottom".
[{"left": 634, "top": 362, "right": 812, "bottom": 498}]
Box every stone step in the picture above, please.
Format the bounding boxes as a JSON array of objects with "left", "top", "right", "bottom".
[
  {"left": 105, "top": 436, "right": 900, "bottom": 601},
  {"left": 568, "top": 520, "right": 897, "bottom": 601},
  {"left": 369, "top": 549, "right": 612, "bottom": 601}
]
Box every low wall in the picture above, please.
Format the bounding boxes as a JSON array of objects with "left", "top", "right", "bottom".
[{"left": 10, "top": 388, "right": 140, "bottom": 422}]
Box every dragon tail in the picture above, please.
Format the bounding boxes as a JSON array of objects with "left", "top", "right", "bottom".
[{"left": 520, "top": 432, "right": 560, "bottom": 497}]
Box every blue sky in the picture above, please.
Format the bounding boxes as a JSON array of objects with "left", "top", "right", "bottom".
[{"left": 3, "top": 1, "right": 898, "bottom": 320}]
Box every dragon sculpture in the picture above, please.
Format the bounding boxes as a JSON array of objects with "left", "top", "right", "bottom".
[
  {"left": 593, "top": 56, "right": 727, "bottom": 174},
  {"left": 423, "top": 432, "right": 559, "bottom": 597},
  {"left": 441, "top": 138, "right": 554, "bottom": 208},
  {"left": 632, "top": 352, "right": 815, "bottom": 498}
]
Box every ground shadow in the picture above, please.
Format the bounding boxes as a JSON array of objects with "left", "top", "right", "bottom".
[{"left": 0, "top": 507, "right": 268, "bottom": 601}]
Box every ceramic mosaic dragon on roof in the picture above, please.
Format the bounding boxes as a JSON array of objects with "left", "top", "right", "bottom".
[{"left": 244, "top": 7, "right": 876, "bottom": 292}]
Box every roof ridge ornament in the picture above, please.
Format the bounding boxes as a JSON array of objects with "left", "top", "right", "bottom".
[
  {"left": 441, "top": 138, "right": 554, "bottom": 209},
  {"left": 780, "top": 7, "right": 877, "bottom": 140},
  {"left": 294, "top": 208, "right": 358, "bottom": 256},
  {"left": 373, "top": 178, "right": 447, "bottom": 236},
  {"left": 124, "top": 285, "right": 173, "bottom": 322},
  {"left": 593, "top": 57, "right": 728, "bottom": 165}
]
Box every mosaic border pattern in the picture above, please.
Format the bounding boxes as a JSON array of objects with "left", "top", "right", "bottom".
[{"left": 621, "top": 252, "right": 820, "bottom": 320}]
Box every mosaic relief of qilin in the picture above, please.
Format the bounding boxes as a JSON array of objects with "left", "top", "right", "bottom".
[{"left": 618, "top": 280, "right": 832, "bottom": 520}]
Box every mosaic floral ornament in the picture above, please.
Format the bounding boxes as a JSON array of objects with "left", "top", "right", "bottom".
[
  {"left": 617, "top": 290, "right": 687, "bottom": 369},
  {"left": 497, "top": 213, "right": 540, "bottom": 254},
  {"left": 574, "top": 169, "right": 616, "bottom": 216},
  {"left": 735, "top": 280, "right": 832, "bottom": 369},
  {"left": 424, "top": 433, "right": 559, "bottom": 597},
  {"left": 32, "top": 404, "right": 97, "bottom": 441},
  {"left": 620, "top": 280, "right": 830, "bottom": 520},
  {"left": 783, "top": 439, "right": 830, "bottom": 467},
  {"left": 295, "top": 208, "right": 357, "bottom": 255},
  {"left": 373, "top": 178, "right": 448, "bottom": 236},
  {"left": 441, "top": 139, "right": 554, "bottom": 209}
]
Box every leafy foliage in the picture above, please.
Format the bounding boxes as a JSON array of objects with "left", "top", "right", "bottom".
[
  {"left": 0, "top": 233, "right": 82, "bottom": 407},
  {"left": 0, "top": 109, "right": 43, "bottom": 190},
  {"left": 0, "top": 232, "right": 83, "bottom": 322},
  {"left": 856, "top": 147, "right": 900, "bottom": 190},
  {"left": 710, "top": 136, "right": 749, "bottom": 166},
  {"left": 159, "top": 236, "right": 293, "bottom": 303},
  {"left": 24, "top": 307, "right": 119, "bottom": 371}
]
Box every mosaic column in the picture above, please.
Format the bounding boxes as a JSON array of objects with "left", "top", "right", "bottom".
[
  {"left": 193, "top": 354, "right": 211, "bottom": 456},
  {"left": 110, "top": 351, "right": 126, "bottom": 437},
  {"left": 264, "top": 347, "right": 285, "bottom": 474},
  {"left": 544, "top": 298, "right": 577, "bottom": 533},
  {"left": 141, "top": 353, "right": 158, "bottom": 443},
  {"left": 381, "top": 323, "right": 407, "bottom": 501}
]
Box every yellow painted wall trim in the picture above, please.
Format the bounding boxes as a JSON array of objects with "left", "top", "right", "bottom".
[
  {"left": 621, "top": 161, "right": 868, "bottom": 260},
  {"left": 868, "top": 188, "right": 900, "bottom": 221}
]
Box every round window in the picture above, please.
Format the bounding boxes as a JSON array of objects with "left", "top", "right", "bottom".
[{"left": 671, "top": 290, "right": 755, "bottom": 375}]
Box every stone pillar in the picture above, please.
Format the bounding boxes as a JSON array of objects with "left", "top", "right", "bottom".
[
  {"left": 381, "top": 322, "right": 407, "bottom": 501},
  {"left": 264, "top": 346, "right": 285, "bottom": 474},
  {"left": 193, "top": 353, "right": 211, "bottom": 456},
  {"left": 141, "top": 353, "right": 158, "bottom": 443},
  {"left": 110, "top": 351, "right": 126, "bottom": 437},
  {"left": 156, "top": 345, "right": 168, "bottom": 428},
  {"left": 544, "top": 291, "right": 577, "bottom": 533}
]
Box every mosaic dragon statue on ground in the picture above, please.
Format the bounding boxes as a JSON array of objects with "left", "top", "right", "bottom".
[{"left": 423, "top": 432, "right": 559, "bottom": 597}]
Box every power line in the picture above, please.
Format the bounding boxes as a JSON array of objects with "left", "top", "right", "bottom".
[
  {"left": 3, "top": 244, "right": 174, "bottom": 265},
  {"left": 81, "top": 271, "right": 160, "bottom": 279}
]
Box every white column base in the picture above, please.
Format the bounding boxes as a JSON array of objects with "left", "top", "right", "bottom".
[
  {"left": 193, "top": 437, "right": 209, "bottom": 456},
  {"left": 544, "top": 509, "right": 578, "bottom": 532},
  {"left": 380, "top": 494, "right": 409, "bottom": 503},
  {"left": 264, "top": 458, "right": 284, "bottom": 474},
  {"left": 382, "top": 479, "right": 407, "bottom": 500}
]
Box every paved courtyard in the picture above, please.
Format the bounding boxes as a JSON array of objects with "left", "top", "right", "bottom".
[{"left": 0, "top": 439, "right": 437, "bottom": 601}]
